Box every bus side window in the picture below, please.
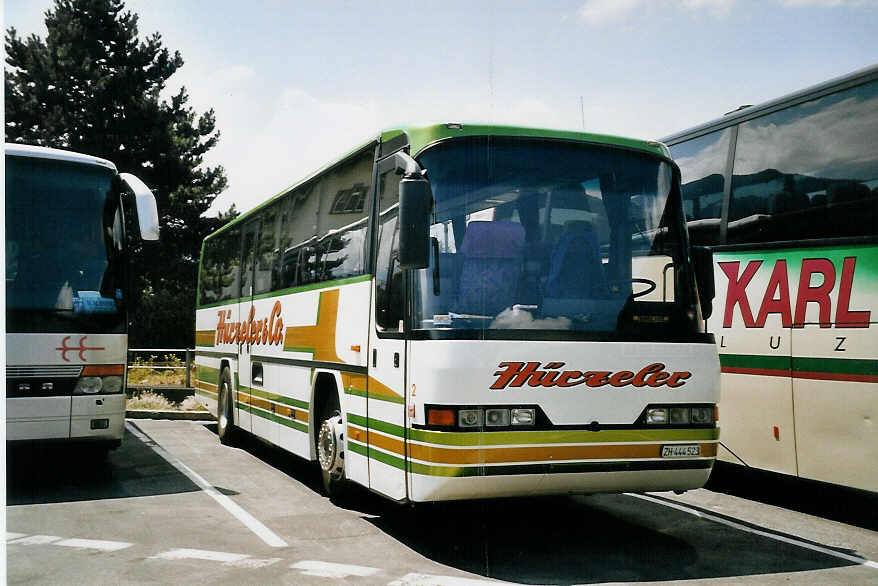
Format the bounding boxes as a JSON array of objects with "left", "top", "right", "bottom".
[
  {"left": 727, "top": 79, "right": 878, "bottom": 243},
  {"left": 669, "top": 128, "right": 730, "bottom": 246},
  {"left": 375, "top": 168, "right": 402, "bottom": 332}
]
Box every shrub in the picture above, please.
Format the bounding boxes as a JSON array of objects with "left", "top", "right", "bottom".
[{"left": 126, "top": 391, "right": 174, "bottom": 411}]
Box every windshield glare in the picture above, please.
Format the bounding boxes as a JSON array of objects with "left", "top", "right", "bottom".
[
  {"left": 5, "top": 155, "right": 126, "bottom": 333},
  {"left": 413, "top": 137, "right": 691, "bottom": 335}
]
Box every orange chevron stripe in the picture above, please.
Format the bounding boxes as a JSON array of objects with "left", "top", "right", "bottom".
[{"left": 283, "top": 289, "right": 343, "bottom": 362}]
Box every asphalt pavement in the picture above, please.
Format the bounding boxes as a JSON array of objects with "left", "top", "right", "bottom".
[{"left": 6, "top": 419, "right": 878, "bottom": 585}]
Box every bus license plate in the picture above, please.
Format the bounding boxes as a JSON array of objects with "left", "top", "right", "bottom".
[{"left": 661, "top": 445, "right": 700, "bottom": 458}]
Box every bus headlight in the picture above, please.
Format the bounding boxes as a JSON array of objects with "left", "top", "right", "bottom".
[
  {"left": 458, "top": 409, "right": 483, "bottom": 428},
  {"left": 510, "top": 408, "right": 535, "bottom": 426},
  {"left": 691, "top": 407, "right": 713, "bottom": 424},
  {"left": 74, "top": 377, "right": 103, "bottom": 394},
  {"left": 645, "top": 404, "right": 715, "bottom": 425},
  {"left": 74, "top": 365, "right": 126, "bottom": 395},
  {"left": 101, "top": 376, "right": 123, "bottom": 394},
  {"left": 646, "top": 407, "right": 669, "bottom": 424},
  {"left": 670, "top": 407, "right": 691, "bottom": 424},
  {"left": 425, "top": 405, "right": 540, "bottom": 430},
  {"left": 485, "top": 408, "right": 510, "bottom": 427}
]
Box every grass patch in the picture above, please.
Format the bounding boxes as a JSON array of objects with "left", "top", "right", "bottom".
[{"left": 128, "top": 353, "right": 196, "bottom": 387}]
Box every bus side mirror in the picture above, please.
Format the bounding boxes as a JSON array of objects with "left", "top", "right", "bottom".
[
  {"left": 398, "top": 173, "right": 432, "bottom": 270},
  {"left": 120, "top": 172, "right": 160, "bottom": 241},
  {"left": 692, "top": 246, "right": 715, "bottom": 320}
]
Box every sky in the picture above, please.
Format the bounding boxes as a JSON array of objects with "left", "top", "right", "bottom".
[{"left": 5, "top": 0, "right": 878, "bottom": 215}]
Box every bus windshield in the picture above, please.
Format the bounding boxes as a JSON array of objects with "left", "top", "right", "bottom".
[
  {"left": 5, "top": 155, "right": 126, "bottom": 334},
  {"left": 412, "top": 137, "right": 696, "bottom": 338}
]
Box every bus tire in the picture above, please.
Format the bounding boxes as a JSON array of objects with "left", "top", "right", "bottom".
[
  {"left": 217, "top": 367, "right": 237, "bottom": 446},
  {"left": 316, "top": 398, "right": 347, "bottom": 498}
]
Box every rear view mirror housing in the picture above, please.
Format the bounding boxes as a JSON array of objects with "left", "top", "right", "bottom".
[
  {"left": 120, "top": 172, "right": 159, "bottom": 241},
  {"left": 398, "top": 173, "right": 432, "bottom": 270}
]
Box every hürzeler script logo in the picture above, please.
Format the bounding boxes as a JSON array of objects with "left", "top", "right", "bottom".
[
  {"left": 216, "top": 301, "right": 284, "bottom": 348},
  {"left": 491, "top": 361, "right": 692, "bottom": 390}
]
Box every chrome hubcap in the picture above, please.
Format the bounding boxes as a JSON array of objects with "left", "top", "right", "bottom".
[{"left": 317, "top": 415, "right": 344, "bottom": 478}]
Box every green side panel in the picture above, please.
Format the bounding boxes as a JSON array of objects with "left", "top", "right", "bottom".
[
  {"left": 245, "top": 386, "right": 309, "bottom": 410},
  {"left": 347, "top": 413, "right": 406, "bottom": 439},
  {"left": 248, "top": 404, "right": 309, "bottom": 434},
  {"left": 719, "top": 354, "right": 790, "bottom": 371},
  {"left": 195, "top": 388, "right": 218, "bottom": 400},
  {"left": 197, "top": 365, "right": 220, "bottom": 385},
  {"left": 344, "top": 387, "right": 405, "bottom": 405},
  {"left": 349, "top": 440, "right": 407, "bottom": 471},
  {"left": 791, "top": 356, "right": 878, "bottom": 376}
]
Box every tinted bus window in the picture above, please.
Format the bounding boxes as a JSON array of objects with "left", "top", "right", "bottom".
[
  {"left": 199, "top": 227, "right": 241, "bottom": 304},
  {"left": 669, "top": 128, "right": 731, "bottom": 245},
  {"left": 728, "top": 79, "right": 878, "bottom": 244}
]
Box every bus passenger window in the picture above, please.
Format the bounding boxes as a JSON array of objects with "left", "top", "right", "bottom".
[
  {"left": 728, "top": 79, "right": 878, "bottom": 244},
  {"left": 669, "top": 128, "right": 730, "bottom": 246}
]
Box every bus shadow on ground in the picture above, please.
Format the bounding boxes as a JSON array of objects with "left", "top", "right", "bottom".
[
  {"left": 203, "top": 423, "right": 326, "bottom": 496},
  {"left": 707, "top": 462, "right": 878, "bottom": 532},
  {"left": 366, "top": 493, "right": 857, "bottom": 585},
  {"left": 6, "top": 428, "right": 200, "bottom": 506}
]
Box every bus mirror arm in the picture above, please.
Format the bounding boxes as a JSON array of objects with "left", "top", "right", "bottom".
[
  {"left": 692, "top": 246, "right": 715, "bottom": 320},
  {"left": 120, "top": 172, "right": 160, "bottom": 241},
  {"left": 389, "top": 151, "right": 424, "bottom": 177}
]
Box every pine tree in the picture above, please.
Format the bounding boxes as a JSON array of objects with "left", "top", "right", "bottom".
[{"left": 5, "top": 0, "right": 235, "bottom": 347}]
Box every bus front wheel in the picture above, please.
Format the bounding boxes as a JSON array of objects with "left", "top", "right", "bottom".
[
  {"left": 317, "top": 408, "right": 345, "bottom": 496},
  {"left": 217, "top": 367, "right": 237, "bottom": 446}
]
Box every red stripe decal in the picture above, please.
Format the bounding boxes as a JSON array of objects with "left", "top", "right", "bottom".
[
  {"left": 722, "top": 367, "right": 878, "bottom": 383},
  {"left": 791, "top": 371, "right": 878, "bottom": 383},
  {"left": 721, "top": 367, "right": 790, "bottom": 377}
]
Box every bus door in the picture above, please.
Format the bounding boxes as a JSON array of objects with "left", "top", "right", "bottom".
[
  {"left": 711, "top": 252, "right": 795, "bottom": 475},
  {"left": 365, "top": 161, "right": 408, "bottom": 500},
  {"left": 236, "top": 219, "right": 259, "bottom": 436}
]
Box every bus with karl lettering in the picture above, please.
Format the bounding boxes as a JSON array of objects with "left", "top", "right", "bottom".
[
  {"left": 6, "top": 144, "right": 159, "bottom": 454},
  {"left": 194, "top": 123, "right": 720, "bottom": 502},
  {"left": 662, "top": 64, "right": 878, "bottom": 493}
]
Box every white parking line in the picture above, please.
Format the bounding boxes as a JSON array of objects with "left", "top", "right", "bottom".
[
  {"left": 7, "top": 535, "right": 62, "bottom": 546},
  {"left": 56, "top": 538, "right": 133, "bottom": 552},
  {"left": 6, "top": 533, "right": 27, "bottom": 542},
  {"left": 126, "top": 421, "right": 289, "bottom": 548},
  {"left": 151, "top": 548, "right": 250, "bottom": 563},
  {"left": 629, "top": 493, "right": 878, "bottom": 570},
  {"left": 388, "top": 573, "right": 509, "bottom": 585},
  {"left": 291, "top": 560, "right": 382, "bottom": 579}
]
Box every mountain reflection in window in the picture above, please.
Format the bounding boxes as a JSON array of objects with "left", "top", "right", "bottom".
[
  {"left": 727, "top": 79, "right": 878, "bottom": 243},
  {"left": 330, "top": 183, "right": 368, "bottom": 214}
]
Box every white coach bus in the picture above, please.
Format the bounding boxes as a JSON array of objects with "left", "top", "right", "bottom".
[
  {"left": 194, "top": 124, "right": 720, "bottom": 502},
  {"left": 663, "top": 65, "right": 878, "bottom": 493},
  {"left": 5, "top": 144, "right": 159, "bottom": 454}
]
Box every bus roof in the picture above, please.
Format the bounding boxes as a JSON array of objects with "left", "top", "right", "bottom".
[
  {"left": 4, "top": 142, "right": 118, "bottom": 172},
  {"left": 387, "top": 122, "right": 670, "bottom": 159},
  {"left": 205, "top": 123, "right": 671, "bottom": 241},
  {"left": 662, "top": 63, "right": 878, "bottom": 144}
]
